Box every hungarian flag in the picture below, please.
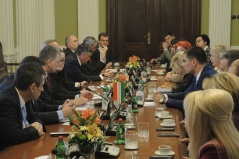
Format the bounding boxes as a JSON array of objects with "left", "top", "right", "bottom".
[{"left": 113, "top": 82, "right": 125, "bottom": 104}]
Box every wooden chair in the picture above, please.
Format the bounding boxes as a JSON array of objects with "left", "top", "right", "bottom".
[{"left": 0, "top": 62, "right": 8, "bottom": 83}]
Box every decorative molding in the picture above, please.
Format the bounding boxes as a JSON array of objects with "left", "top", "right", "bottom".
[
  {"left": 209, "top": 0, "right": 231, "bottom": 47},
  {"left": 78, "top": 0, "right": 99, "bottom": 42}
]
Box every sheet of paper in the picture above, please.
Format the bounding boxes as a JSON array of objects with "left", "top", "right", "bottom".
[{"left": 92, "top": 94, "right": 102, "bottom": 100}]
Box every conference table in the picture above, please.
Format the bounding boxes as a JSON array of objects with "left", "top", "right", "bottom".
[{"left": 0, "top": 64, "right": 187, "bottom": 159}]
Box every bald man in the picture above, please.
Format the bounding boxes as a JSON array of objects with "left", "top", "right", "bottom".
[{"left": 64, "top": 35, "right": 79, "bottom": 57}]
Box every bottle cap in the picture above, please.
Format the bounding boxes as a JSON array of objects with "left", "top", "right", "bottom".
[
  {"left": 118, "top": 118, "right": 123, "bottom": 122},
  {"left": 58, "top": 136, "right": 63, "bottom": 140}
]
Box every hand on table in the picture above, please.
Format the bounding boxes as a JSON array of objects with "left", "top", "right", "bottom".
[
  {"left": 80, "top": 90, "right": 94, "bottom": 99},
  {"left": 62, "top": 102, "right": 76, "bottom": 117},
  {"left": 30, "top": 122, "right": 45, "bottom": 136},
  {"left": 74, "top": 96, "right": 88, "bottom": 106}
]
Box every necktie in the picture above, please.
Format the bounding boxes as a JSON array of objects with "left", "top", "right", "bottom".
[
  {"left": 21, "top": 105, "right": 29, "bottom": 127},
  {"left": 47, "top": 76, "right": 51, "bottom": 91}
]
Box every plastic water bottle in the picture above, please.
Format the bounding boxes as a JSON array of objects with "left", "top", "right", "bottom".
[
  {"left": 126, "top": 105, "right": 133, "bottom": 123},
  {"left": 116, "top": 118, "right": 125, "bottom": 144},
  {"left": 55, "top": 136, "right": 65, "bottom": 159},
  {"left": 136, "top": 87, "right": 144, "bottom": 106},
  {"left": 102, "top": 92, "right": 108, "bottom": 111}
]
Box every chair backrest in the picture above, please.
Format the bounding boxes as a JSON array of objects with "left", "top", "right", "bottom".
[
  {"left": 0, "top": 42, "right": 4, "bottom": 65},
  {"left": 0, "top": 62, "right": 8, "bottom": 83}
]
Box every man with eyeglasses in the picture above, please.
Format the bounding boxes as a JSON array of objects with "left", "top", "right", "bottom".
[{"left": 91, "top": 32, "right": 115, "bottom": 68}]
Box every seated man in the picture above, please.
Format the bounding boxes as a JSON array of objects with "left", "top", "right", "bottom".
[
  {"left": 153, "top": 46, "right": 217, "bottom": 110},
  {"left": 64, "top": 35, "right": 79, "bottom": 57},
  {"left": 65, "top": 44, "right": 108, "bottom": 82},
  {"left": 0, "top": 56, "right": 80, "bottom": 125},
  {"left": 91, "top": 32, "right": 115, "bottom": 68},
  {"left": 0, "top": 62, "right": 46, "bottom": 151}
]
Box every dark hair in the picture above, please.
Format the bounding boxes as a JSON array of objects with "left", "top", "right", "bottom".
[
  {"left": 39, "top": 45, "right": 60, "bottom": 63},
  {"left": 20, "top": 56, "right": 45, "bottom": 66},
  {"left": 184, "top": 46, "right": 207, "bottom": 64},
  {"left": 167, "top": 32, "right": 174, "bottom": 37},
  {"left": 98, "top": 32, "right": 109, "bottom": 40},
  {"left": 195, "top": 34, "right": 210, "bottom": 46},
  {"left": 14, "top": 62, "right": 45, "bottom": 91},
  {"left": 75, "top": 44, "right": 93, "bottom": 56},
  {"left": 220, "top": 50, "right": 239, "bottom": 67}
]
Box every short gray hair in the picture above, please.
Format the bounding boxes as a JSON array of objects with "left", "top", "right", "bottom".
[
  {"left": 220, "top": 50, "right": 239, "bottom": 67},
  {"left": 39, "top": 45, "right": 60, "bottom": 63},
  {"left": 83, "top": 36, "right": 97, "bottom": 46}
]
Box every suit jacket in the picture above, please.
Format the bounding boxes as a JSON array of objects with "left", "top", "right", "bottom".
[
  {"left": 0, "top": 85, "right": 46, "bottom": 151},
  {"left": 65, "top": 53, "right": 105, "bottom": 82},
  {"left": 166, "top": 65, "right": 217, "bottom": 110},
  {"left": 64, "top": 47, "right": 74, "bottom": 58},
  {"left": 0, "top": 76, "right": 62, "bottom": 125},
  {"left": 91, "top": 47, "right": 115, "bottom": 64}
]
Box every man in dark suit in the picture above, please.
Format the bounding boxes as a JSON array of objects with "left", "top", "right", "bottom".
[
  {"left": 65, "top": 44, "right": 107, "bottom": 82},
  {"left": 0, "top": 56, "right": 77, "bottom": 125},
  {"left": 153, "top": 46, "right": 217, "bottom": 110},
  {"left": 91, "top": 33, "right": 115, "bottom": 68},
  {"left": 0, "top": 63, "right": 46, "bottom": 151},
  {"left": 64, "top": 35, "right": 79, "bottom": 57}
]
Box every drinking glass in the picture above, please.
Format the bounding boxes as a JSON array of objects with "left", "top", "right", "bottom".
[{"left": 138, "top": 122, "right": 149, "bottom": 137}]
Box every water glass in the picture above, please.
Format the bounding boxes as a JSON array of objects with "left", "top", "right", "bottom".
[
  {"left": 138, "top": 122, "right": 149, "bottom": 137},
  {"left": 148, "top": 82, "right": 156, "bottom": 95},
  {"left": 125, "top": 131, "right": 138, "bottom": 149}
]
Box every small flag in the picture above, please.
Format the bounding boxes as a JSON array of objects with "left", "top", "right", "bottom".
[{"left": 113, "top": 82, "right": 125, "bottom": 104}]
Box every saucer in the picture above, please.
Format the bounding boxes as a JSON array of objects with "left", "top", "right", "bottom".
[
  {"left": 157, "top": 72, "right": 165, "bottom": 75},
  {"left": 160, "top": 123, "right": 176, "bottom": 127},
  {"left": 155, "top": 151, "right": 175, "bottom": 156},
  {"left": 158, "top": 115, "right": 172, "bottom": 119},
  {"left": 150, "top": 78, "right": 157, "bottom": 81},
  {"left": 145, "top": 97, "right": 153, "bottom": 101}
]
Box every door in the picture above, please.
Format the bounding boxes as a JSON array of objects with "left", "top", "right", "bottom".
[{"left": 107, "top": 0, "right": 201, "bottom": 61}]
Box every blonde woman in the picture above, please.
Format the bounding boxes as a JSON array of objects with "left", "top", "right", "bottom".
[
  {"left": 210, "top": 45, "right": 227, "bottom": 71},
  {"left": 202, "top": 72, "right": 239, "bottom": 130},
  {"left": 184, "top": 89, "right": 239, "bottom": 159},
  {"left": 169, "top": 52, "right": 194, "bottom": 93}
]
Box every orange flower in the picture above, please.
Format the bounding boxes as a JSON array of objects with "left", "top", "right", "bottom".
[
  {"left": 94, "top": 116, "right": 101, "bottom": 124},
  {"left": 81, "top": 110, "right": 89, "bottom": 119},
  {"left": 73, "top": 119, "right": 80, "bottom": 125}
]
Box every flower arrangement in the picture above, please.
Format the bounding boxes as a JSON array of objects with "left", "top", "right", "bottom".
[
  {"left": 68, "top": 109, "right": 107, "bottom": 152},
  {"left": 126, "top": 55, "right": 141, "bottom": 69},
  {"left": 114, "top": 73, "right": 129, "bottom": 83}
]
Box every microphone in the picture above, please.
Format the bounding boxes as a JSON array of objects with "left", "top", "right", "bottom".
[
  {"left": 85, "top": 87, "right": 108, "bottom": 101},
  {"left": 135, "top": 79, "right": 151, "bottom": 91},
  {"left": 88, "top": 81, "right": 104, "bottom": 89}
]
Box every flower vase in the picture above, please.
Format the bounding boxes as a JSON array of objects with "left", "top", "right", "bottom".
[{"left": 79, "top": 144, "right": 97, "bottom": 159}]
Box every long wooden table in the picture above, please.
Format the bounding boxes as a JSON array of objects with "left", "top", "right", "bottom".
[{"left": 0, "top": 64, "right": 186, "bottom": 159}]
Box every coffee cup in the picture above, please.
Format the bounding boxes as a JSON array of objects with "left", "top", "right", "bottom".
[
  {"left": 114, "top": 62, "right": 120, "bottom": 66},
  {"left": 158, "top": 145, "right": 171, "bottom": 155},
  {"left": 158, "top": 70, "right": 164, "bottom": 74},
  {"left": 147, "top": 94, "right": 153, "bottom": 100},
  {"left": 160, "top": 111, "right": 169, "bottom": 118},
  {"left": 163, "top": 119, "right": 175, "bottom": 125},
  {"left": 151, "top": 76, "right": 156, "bottom": 80}
]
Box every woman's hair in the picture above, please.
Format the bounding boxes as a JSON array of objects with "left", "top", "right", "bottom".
[
  {"left": 174, "top": 41, "right": 192, "bottom": 50},
  {"left": 202, "top": 72, "right": 239, "bottom": 111},
  {"left": 210, "top": 45, "right": 227, "bottom": 58},
  {"left": 184, "top": 89, "right": 239, "bottom": 159},
  {"left": 170, "top": 51, "right": 184, "bottom": 71}
]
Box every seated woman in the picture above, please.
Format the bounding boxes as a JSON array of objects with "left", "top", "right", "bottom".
[
  {"left": 164, "top": 41, "right": 192, "bottom": 83},
  {"left": 184, "top": 89, "right": 239, "bottom": 159},
  {"left": 210, "top": 45, "right": 227, "bottom": 71},
  {"left": 202, "top": 72, "right": 239, "bottom": 131},
  {"left": 169, "top": 51, "right": 194, "bottom": 93}
]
